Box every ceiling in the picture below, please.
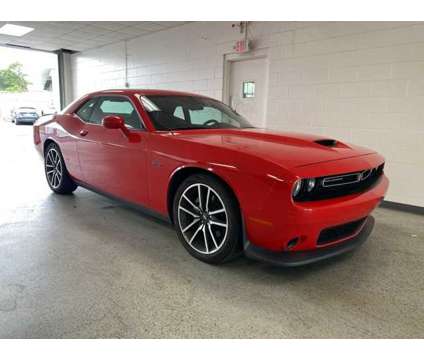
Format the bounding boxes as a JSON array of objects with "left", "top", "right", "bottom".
[{"left": 0, "top": 21, "right": 189, "bottom": 52}]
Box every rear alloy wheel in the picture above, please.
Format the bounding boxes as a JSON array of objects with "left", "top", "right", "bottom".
[
  {"left": 44, "top": 143, "right": 77, "bottom": 194},
  {"left": 173, "top": 174, "right": 242, "bottom": 264}
]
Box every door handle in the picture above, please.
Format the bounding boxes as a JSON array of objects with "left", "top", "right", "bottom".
[{"left": 80, "top": 129, "right": 88, "bottom": 136}]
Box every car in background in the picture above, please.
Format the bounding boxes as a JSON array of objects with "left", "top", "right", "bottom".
[
  {"left": 33, "top": 89, "right": 389, "bottom": 267},
  {"left": 13, "top": 107, "right": 39, "bottom": 125}
]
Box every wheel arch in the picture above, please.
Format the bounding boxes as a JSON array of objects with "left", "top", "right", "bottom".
[
  {"left": 43, "top": 138, "right": 59, "bottom": 155},
  {"left": 167, "top": 166, "right": 240, "bottom": 224}
]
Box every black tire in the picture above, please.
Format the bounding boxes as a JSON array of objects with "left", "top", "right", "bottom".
[
  {"left": 173, "top": 173, "right": 242, "bottom": 265},
  {"left": 44, "top": 142, "right": 78, "bottom": 194}
]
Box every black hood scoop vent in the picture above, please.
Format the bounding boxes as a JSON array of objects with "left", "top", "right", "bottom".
[{"left": 315, "top": 139, "right": 338, "bottom": 147}]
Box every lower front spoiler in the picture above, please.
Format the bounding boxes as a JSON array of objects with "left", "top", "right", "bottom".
[{"left": 244, "top": 216, "right": 375, "bottom": 267}]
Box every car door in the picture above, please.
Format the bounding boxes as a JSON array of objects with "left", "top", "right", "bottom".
[{"left": 75, "top": 95, "right": 149, "bottom": 206}]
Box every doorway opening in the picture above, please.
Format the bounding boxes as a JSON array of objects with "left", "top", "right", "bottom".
[
  {"left": 223, "top": 52, "right": 269, "bottom": 128},
  {"left": 0, "top": 46, "right": 60, "bottom": 125}
]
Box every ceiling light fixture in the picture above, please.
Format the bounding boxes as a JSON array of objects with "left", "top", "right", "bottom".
[{"left": 0, "top": 24, "right": 34, "bottom": 37}]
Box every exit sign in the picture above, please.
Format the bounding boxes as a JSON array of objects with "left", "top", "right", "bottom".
[{"left": 234, "top": 39, "right": 250, "bottom": 53}]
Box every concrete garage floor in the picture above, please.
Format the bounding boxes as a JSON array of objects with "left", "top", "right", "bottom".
[{"left": 0, "top": 120, "right": 423, "bottom": 338}]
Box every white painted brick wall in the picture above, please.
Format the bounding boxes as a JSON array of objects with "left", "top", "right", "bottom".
[{"left": 71, "top": 21, "right": 424, "bottom": 207}]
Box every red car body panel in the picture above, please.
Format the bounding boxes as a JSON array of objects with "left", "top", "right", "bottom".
[{"left": 34, "top": 89, "right": 389, "bottom": 259}]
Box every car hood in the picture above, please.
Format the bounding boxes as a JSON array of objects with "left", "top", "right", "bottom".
[{"left": 172, "top": 128, "right": 375, "bottom": 169}]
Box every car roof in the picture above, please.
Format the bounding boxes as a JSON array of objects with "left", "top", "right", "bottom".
[
  {"left": 17, "top": 107, "right": 36, "bottom": 110},
  {"left": 86, "top": 89, "right": 212, "bottom": 98}
]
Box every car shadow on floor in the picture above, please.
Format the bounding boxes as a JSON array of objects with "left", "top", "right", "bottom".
[{"left": 46, "top": 188, "right": 365, "bottom": 284}]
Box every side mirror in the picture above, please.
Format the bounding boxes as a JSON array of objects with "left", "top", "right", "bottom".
[
  {"left": 102, "top": 115, "right": 124, "bottom": 129},
  {"left": 102, "top": 115, "right": 141, "bottom": 143}
]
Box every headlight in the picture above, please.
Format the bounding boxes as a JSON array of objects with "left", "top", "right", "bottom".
[
  {"left": 306, "top": 178, "right": 316, "bottom": 192},
  {"left": 292, "top": 179, "right": 303, "bottom": 198},
  {"left": 292, "top": 178, "right": 316, "bottom": 199}
]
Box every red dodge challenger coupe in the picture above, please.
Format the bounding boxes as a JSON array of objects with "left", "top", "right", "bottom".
[{"left": 33, "top": 89, "right": 389, "bottom": 266}]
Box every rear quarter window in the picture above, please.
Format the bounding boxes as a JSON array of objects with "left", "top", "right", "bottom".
[{"left": 76, "top": 98, "right": 97, "bottom": 122}]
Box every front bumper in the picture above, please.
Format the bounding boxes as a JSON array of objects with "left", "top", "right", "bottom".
[{"left": 244, "top": 215, "right": 374, "bottom": 267}]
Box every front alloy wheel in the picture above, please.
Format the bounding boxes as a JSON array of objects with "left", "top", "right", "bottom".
[{"left": 173, "top": 174, "right": 241, "bottom": 264}]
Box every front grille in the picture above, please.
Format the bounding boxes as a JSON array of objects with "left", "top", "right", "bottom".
[
  {"left": 296, "top": 162, "right": 384, "bottom": 201},
  {"left": 317, "top": 217, "right": 367, "bottom": 246}
]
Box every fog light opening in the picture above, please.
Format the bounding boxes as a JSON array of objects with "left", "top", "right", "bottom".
[{"left": 286, "top": 237, "right": 299, "bottom": 250}]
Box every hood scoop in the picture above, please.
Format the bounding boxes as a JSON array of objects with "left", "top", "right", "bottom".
[{"left": 315, "top": 139, "right": 338, "bottom": 147}]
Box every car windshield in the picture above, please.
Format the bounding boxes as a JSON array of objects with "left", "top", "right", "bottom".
[{"left": 139, "top": 95, "right": 254, "bottom": 131}]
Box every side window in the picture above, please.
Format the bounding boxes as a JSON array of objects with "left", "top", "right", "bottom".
[
  {"left": 189, "top": 106, "right": 222, "bottom": 125},
  {"left": 91, "top": 97, "right": 142, "bottom": 129},
  {"left": 173, "top": 106, "right": 185, "bottom": 120},
  {"left": 189, "top": 106, "right": 240, "bottom": 127},
  {"left": 100, "top": 99, "right": 134, "bottom": 114},
  {"left": 75, "top": 98, "right": 97, "bottom": 122}
]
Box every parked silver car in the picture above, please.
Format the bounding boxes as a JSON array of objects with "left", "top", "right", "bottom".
[{"left": 13, "top": 107, "right": 39, "bottom": 125}]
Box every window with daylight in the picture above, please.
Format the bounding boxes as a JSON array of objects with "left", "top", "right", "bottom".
[{"left": 242, "top": 81, "right": 255, "bottom": 98}]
